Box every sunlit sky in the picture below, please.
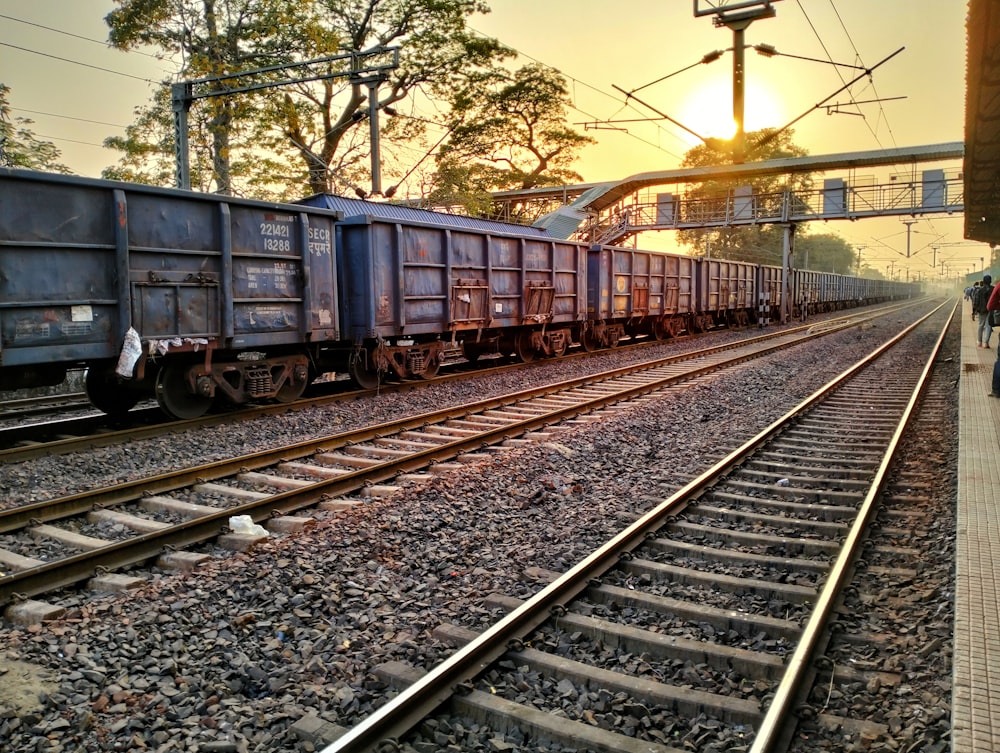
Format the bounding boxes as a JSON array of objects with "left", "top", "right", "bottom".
[{"left": 0, "top": 0, "right": 983, "bottom": 279}]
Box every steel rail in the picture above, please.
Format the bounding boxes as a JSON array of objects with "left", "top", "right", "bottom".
[
  {"left": 0, "top": 304, "right": 922, "bottom": 607},
  {"left": 0, "top": 308, "right": 884, "bottom": 532},
  {"left": 318, "top": 299, "right": 951, "bottom": 753},
  {"left": 0, "top": 391, "right": 88, "bottom": 414},
  {"left": 748, "top": 299, "right": 959, "bottom": 752},
  {"left": 0, "top": 300, "right": 925, "bottom": 463}
]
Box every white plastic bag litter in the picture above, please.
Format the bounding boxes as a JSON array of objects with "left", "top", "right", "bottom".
[
  {"left": 229, "top": 515, "right": 269, "bottom": 537},
  {"left": 115, "top": 327, "right": 143, "bottom": 378}
]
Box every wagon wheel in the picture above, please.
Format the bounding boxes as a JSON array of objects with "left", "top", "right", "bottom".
[
  {"left": 549, "top": 336, "right": 568, "bottom": 358},
  {"left": 155, "top": 364, "right": 212, "bottom": 420},
  {"left": 275, "top": 362, "right": 309, "bottom": 403},
  {"left": 581, "top": 330, "right": 601, "bottom": 352},
  {"left": 663, "top": 317, "right": 682, "bottom": 339},
  {"left": 652, "top": 319, "right": 667, "bottom": 341},
  {"left": 688, "top": 315, "right": 703, "bottom": 334},
  {"left": 419, "top": 355, "right": 441, "bottom": 380},
  {"left": 348, "top": 353, "right": 381, "bottom": 390},
  {"left": 85, "top": 366, "right": 140, "bottom": 415},
  {"left": 514, "top": 331, "right": 537, "bottom": 363}
]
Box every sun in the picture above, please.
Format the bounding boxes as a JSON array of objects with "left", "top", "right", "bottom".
[{"left": 675, "top": 80, "right": 783, "bottom": 145}]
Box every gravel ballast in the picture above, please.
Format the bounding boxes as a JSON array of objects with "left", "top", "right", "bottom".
[{"left": 0, "top": 305, "right": 958, "bottom": 752}]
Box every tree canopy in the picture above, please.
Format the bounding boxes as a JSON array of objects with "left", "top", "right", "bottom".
[
  {"left": 677, "top": 127, "right": 813, "bottom": 265},
  {"left": 795, "top": 231, "right": 857, "bottom": 274},
  {"left": 0, "top": 85, "right": 71, "bottom": 173},
  {"left": 103, "top": 0, "right": 528, "bottom": 199},
  {"left": 427, "top": 63, "right": 594, "bottom": 216},
  {"left": 670, "top": 128, "right": 859, "bottom": 274}
]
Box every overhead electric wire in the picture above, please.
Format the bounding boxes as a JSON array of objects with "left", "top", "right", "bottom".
[
  {"left": 0, "top": 13, "right": 165, "bottom": 60},
  {"left": 36, "top": 133, "right": 106, "bottom": 148},
  {"left": 467, "top": 25, "right": 688, "bottom": 161},
  {"left": 11, "top": 108, "right": 127, "bottom": 129},
  {"left": 826, "top": 0, "right": 898, "bottom": 148},
  {"left": 792, "top": 0, "right": 897, "bottom": 150},
  {"left": 0, "top": 41, "right": 160, "bottom": 84}
]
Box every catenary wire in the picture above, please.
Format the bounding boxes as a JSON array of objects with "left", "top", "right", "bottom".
[
  {"left": 792, "top": 0, "right": 896, "bottom": 150},
  {"left": 0, "top": 41, "right": 160, "bottom": 84},
  {"left": 10, "top": 108, "right": 128, "bottom": 129},
  {"left": 0, "top": 13, "right": 165, "bottom": 60},
  {"left": 467, "top": 25, "right": 688, "bottom": 160}
]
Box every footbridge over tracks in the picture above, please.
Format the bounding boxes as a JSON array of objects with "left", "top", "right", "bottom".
[{"left": 491, "top": 142, "right": 965, "bottom": 246}]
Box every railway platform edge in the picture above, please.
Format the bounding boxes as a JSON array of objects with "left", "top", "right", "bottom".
[{"left": 953, "top": 305, "right": 1000, "bottom": 752}]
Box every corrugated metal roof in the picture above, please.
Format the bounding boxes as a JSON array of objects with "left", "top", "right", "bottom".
[
  {"left": 532, "top": 184, "right": 617, "bottom": 238},
  {"left": 532, "top": 204, "right": 590, "bottom": 239},
  {"left": 964, "top": 0, "right": 1000, "bottom": 243},
  {"left": 297, "top": 193, "right": 549, "bottom": 236}
]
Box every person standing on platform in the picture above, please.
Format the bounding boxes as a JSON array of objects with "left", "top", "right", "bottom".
[
  {"left": 987, "top": 281, "right": 1000, "bottom": 397},
  {"left": 975, "top": 275, "right": 995, "bottom": 348}
]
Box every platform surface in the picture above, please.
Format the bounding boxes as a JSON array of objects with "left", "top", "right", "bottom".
[{"left": 954, "top": 305, "right": 1000, "bottom": 752}]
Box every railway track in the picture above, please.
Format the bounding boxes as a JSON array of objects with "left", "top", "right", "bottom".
[
  {"left": 0, "top": 391, "right": 92, "bottom": 422},
  {"left": 313, "top": 300, "right": 953, "bottom": 753},
  {"left": 0, "top": 300, "right": 922, "bottom": 464},
  {"left": 0, "top": 301, "right": 931, "bottom": 618}
]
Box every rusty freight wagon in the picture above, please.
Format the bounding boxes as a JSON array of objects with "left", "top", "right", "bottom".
[
  {"left": 300, "top": 199, "right": 588, "bottom": 388},
  {"left": 698, "top": 258, "right": 759, "bottom": 330},
  {"left": 586, "top": 245, "right": 696, "bottom": 345},
  {"left": 0, "top": 169, "right": 342, "bottom": 418}
]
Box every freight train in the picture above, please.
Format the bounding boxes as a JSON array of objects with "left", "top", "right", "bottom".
[{"left": 0, "top": 168, "right": 917, "bottom": 419}]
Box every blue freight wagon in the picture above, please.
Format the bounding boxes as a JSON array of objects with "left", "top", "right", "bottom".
[
  {"left": 0, "top": 169, "right": 342, "bottom": 418},
  {"left": 698, "top": 258, "right": 759, "bottom": 330},
  {"left": 586, "top": 244, "right": 696, "bottom": 344},
  {"left": 319, "top": 207, "right": 588, "bottom": 387}
]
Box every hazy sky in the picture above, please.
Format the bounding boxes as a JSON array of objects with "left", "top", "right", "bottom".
[{"left": 0, "top": 1, "right": 980, "bottom": 277}]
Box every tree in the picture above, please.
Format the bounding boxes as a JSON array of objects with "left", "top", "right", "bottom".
[
  {"left": 859, "top": 264, "right": 887, "bottom": 280},
  {"left": 427, "top": 63, "right": 595, "bottom": 217},
  {"left": 107, "top": 0, "right": 322, "bottom": 194},
  {"left": 103, "top": 85, "right": 197, "bottom": 188},
  {"left": 105, "top": 0, "right": 510, "bottom": 197},
  {"left": 795, "top": 232, "right": 856, "bottom": 274},
  {"left": 678, "top": 128, "right": 811, "bottom": 264},
  {"left": 0, "top": 84, "right": 71, "bottom": 173}
]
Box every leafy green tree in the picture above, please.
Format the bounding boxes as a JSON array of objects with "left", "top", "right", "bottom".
[
  {"left": 102, "top": 85, "right": 195, "bottom": 188},
  {"left": 859, "top": 264, "right": 887, "bottom": 280},
  {"left": 679, "top": 128, "right": 810, "bottom": 264},
  {"left": 105, "top": 0, "right": 510, "bottom": 198},
  {"left": 795, "top": 232, "right": 856, "bottom": 274},
  {"left": 0, "top": 84, "right": 71, "bottom": 173},
  {"left": 106, "top": 0, "right": 320, "bottom": 194},
  {"left": 421, "top": 159, "right": 497, "bottom": 216},
  {"left": 429, "top": 63, "right": 595, "bottom": 215},
  {"left": 266, "top": 0, "right": 508, "bottom": 197}
]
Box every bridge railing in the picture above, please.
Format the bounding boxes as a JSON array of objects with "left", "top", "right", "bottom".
[{"left": 582, "top": 176, "right": 965, "bottom": 244}]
